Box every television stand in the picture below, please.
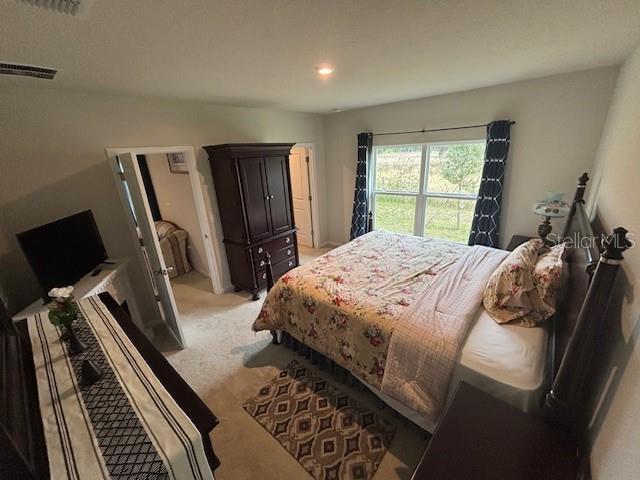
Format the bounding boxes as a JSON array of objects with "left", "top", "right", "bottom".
[{"left": 11, "top": 259, "right": 144, "bottom": 335}]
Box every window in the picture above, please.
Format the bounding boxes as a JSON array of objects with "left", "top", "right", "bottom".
[{"left": 371, "top": 141, "right": 485, "bottom": 243}]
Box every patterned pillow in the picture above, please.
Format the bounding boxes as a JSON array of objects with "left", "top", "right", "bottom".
[
  {"left": 517, "top": 242, "right": 567, "bottom": 327},
  {"left": 483, "top": 239, "right": 544, "bottom": 325}
]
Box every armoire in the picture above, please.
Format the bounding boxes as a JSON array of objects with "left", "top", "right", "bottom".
[{"left": 204, "top": 143, "right": 299, "bottom": 300}]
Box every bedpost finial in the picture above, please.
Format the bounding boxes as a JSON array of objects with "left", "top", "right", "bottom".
[
  {"left": 574, "top": 172, "right": 590, "bottom": 204},
  {"left": 265, "top": 251, "right": 275, "bottom": 292},
  {"left": 578, "top": 172, "right": 589, "bottom": 186},
  {"left": 602, "top": 227, "right": 631, "bottom": 261}
]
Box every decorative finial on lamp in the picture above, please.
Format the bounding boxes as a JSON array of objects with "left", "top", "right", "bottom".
[{"left": 533, "top": 192, "right": 571, "bottom": 245}]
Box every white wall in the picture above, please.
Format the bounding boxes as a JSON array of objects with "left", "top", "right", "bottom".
[
  {"left": 0, "top": 86, "right": 326, "bottom": 327},
  {"left": 323, "top": 67, "right": 618, "bottom": 246},
  {"left": 586, "top": 42, "right": 640, "bottom": 480},
  {"left": 145, "top": 153, "right": 209, "bottom": 277}
]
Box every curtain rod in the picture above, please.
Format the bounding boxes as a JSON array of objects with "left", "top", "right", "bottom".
[{"left": 371, "top": 120, "right": 516, "bottom": 137}]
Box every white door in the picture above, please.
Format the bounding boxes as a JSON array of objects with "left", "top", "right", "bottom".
[
  {"left": 289, "top": 147, "right": 314, "bottom": 247},
  {"left": 115, "top": 153, "right": 186, "bottom": 347}
]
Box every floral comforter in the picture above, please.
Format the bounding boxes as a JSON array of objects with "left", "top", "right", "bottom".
[{"left": 252, "top": 231, "right": 468, "bottom": 389}]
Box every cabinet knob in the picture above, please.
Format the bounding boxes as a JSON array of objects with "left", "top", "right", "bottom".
[
  {"left": 264, "top": 195, "right": 270, "bottom": 200},
  {"left": 285, "top": 237, "right": 291, "bottom": 243},
  {"left": 288, "top": 261, "right": 293, "bottom": 267},
  {"left": 258, "top": 247, "right": 263, "bottom": 254},
  {"left": 270, "top": 194, "right": 275, "bottom": 199},
  {"left": 287, "top": 249, "right": 292, "bottom": 256},
  {"left": 260, "top": 260, "right": 265, "bottom": 267},
  {"left": 262, "top": 273, "right": 266, "bottom": 279}
]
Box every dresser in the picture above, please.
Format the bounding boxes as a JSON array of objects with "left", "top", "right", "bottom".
[
  {"left": 204, "top": 143, "right": 299, "bottom": 300},
  {"left": 2, "top": 293, "right": 219, "bottom": 479}
]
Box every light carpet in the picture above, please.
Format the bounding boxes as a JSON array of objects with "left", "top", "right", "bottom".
[{"left": 157, "top": 246, "right": 426, "bottom": 480}]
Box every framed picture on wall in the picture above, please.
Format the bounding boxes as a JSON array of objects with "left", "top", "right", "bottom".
[{"left": 167, "top": 153, "right": 188, "bottom": 173}]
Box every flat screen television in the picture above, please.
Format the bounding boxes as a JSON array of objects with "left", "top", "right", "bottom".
[{"left": 17, "top": 210, "right": 108, "bottom": 298}]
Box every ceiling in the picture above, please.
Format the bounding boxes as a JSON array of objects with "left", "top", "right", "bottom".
[{"left": 1, "top": 0, "right": 639, "bottom": 113}]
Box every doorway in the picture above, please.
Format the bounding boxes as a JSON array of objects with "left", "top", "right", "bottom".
[
  {"left": 289, "top": 144, "right": 318, "bottom": 248},
  {"left": 107, "top": 146, "right": 224, "bottom": 349}
]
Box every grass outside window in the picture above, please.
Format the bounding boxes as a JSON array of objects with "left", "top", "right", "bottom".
[{"left": 371, "top": 142, "right": 484, "bottom": 243}]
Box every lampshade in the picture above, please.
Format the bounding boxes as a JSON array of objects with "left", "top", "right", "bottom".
[{"left": 533, "top": 192, "right": 571, "bottom": 218}]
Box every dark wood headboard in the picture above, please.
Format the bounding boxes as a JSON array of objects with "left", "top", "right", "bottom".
[
  {"left": 551, "top": 174, "right": 599, "bottom": 377},
  {"left": 546, "top": 173, "right": 631, "bottom": 450}
]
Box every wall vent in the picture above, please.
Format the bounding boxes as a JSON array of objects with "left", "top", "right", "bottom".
[
  {"left": 18, "top": 0, "right": 83, "bottom": 16},
  {"left": 0, "top": 63, "right": 57, "bottom": 80}
]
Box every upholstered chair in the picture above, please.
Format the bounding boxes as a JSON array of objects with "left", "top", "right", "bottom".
[{"left": 154, "top": 221, "right": 192, "bottom": 278}]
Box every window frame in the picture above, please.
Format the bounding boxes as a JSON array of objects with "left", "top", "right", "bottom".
[{"left": 370, "top": 139, "right": 485, "bottom": 241}]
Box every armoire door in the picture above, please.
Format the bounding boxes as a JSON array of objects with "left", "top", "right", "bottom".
[
  {"left": 238, "top": 157, "right": 272, "bottom": 242},
  {"left": 264, "top": 155, "right": 293, "bottom": 235}
]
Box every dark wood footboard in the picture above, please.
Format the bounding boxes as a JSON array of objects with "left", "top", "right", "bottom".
[{"left": 265, "top": 252, "right": 280, "bottom": 345}]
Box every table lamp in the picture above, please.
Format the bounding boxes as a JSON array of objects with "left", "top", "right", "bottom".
[{"left": 533, "top": 192, "right": 571, "bottom": 245}]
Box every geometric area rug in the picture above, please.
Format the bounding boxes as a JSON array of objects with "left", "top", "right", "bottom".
[{"left": 243, "top": 360, "right": 397, "bottom": 480}]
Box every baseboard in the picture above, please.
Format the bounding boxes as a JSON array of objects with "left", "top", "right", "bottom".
[
  {"left": 319, "top": 241, "right": 342, "bottom": 248},
  {"left": 143, "top": 326, "right": 156, "bottom": 341},
  {"left": 192, "top": 267, "right": 210, "bottom": 278}
]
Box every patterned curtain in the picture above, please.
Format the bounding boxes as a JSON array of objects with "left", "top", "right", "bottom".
[
  {"left": 468, "top": 120, "right": 511, "bottom": 247},
  {"left": 349, "top": 132, "right": 373, "bottom": 240}
]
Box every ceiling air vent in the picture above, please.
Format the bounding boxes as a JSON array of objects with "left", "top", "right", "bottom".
[
  {"left": 18, "top": 0, "right": 83, "bottom": 16},
  {"left": 0, "top": 63, "right": 57, "bottom": 80}
]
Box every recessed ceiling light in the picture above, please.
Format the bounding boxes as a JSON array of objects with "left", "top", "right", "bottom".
[{"left": 316, "top": 66, "right": 334, "bottom": 76}]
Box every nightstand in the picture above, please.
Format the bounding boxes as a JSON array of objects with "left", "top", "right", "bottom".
[
  {"left": 411, "top": 382, "right": 579, "bottom": 480},
  {"left": 506, "top": 234, "right": 533, "bottom": 251}
]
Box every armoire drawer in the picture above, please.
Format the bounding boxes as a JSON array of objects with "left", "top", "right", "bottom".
[
  {"left": 254, "top": 245, "right": 295, "bottom": 269},
  {"left": 252, "top": 233, "right": 296, "bottom": 261},
  {"left": 272, "top": 257, "right": 297, "bottom": 277},
  {"left": 256, "top": 256, "right": 298, "bottom": 284}
]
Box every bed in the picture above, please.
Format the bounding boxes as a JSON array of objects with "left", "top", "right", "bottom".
[
  {"left": 252, "top": 173, "right": 627, "bottom": 437},
  {"left": 254, "top": 231, "right": 547, "bottom": 430}
]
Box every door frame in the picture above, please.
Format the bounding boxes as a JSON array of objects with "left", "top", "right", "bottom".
[
  {"left": 292, "top": 143, "right": 321, "bottom": 248},
  {"left": 105, "top": 146, "right": 226, "bottom": 296}
]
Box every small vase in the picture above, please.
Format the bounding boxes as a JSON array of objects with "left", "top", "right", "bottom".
[
  {"left": 80, "top": 360, "right": 102, "bottom": 385},
  {"left": 66, "top": 325, "right": 87, "bottom": 355}
]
